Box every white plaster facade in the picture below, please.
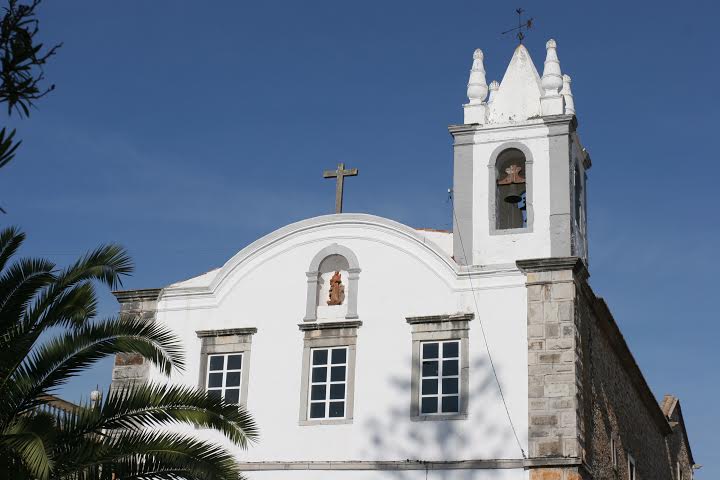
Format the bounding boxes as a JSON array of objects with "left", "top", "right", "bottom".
[{"left": 114, "top": 39, "right": 593, "bottom": 480}]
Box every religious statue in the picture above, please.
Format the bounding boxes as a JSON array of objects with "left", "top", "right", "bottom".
[{"left": 327, "top": 271, "right": 345, "bottom": 306}]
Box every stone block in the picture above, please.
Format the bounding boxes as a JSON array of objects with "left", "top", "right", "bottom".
[
  {"left": 530, "top": 398, "right": 548, "bottom": 411},
  {"left": 551, "top": 282, "right": 574, "bottom": 300},
  {"left": 529, "top": 340, "right": 545, "bottom": 351},
  {"left": 528, "top": 352, "right": 539, "bottom": 365},
  {"left": 545, "top": 373, "right": 575, "bottom": 384},
  {"left": 530, "top": 470, "right": 562, "bottom": 480},
  {"left": 529, "top": 364, "right": 553, "bottom": 375},
  {"left": 551, "top": 270, "right": 573, "bottom": 281},
  {"left": 549, "top": 397, "right": 574, "bottom": 409},
  {"left": 546, "top": 338, "right": 573, "bottom": 350},
  {"left": 536, "top": 439, "right": 563, "bottom": 456},
  {"left": 563, "top": 438, "right": 579, "bottom": 457},
  {"left": 545, "top": 383, "right": 571, "bottom": 397},
  {"left": 538, "top": 353, "right": 561, "bottom": 364},
  {"left": 527, "top": 271, "right": 552, "bottom": 283},
  {"left": 529, "top": 384, "right": 545, "bottom": 398},
  {"left": 544, "top": 303, "right": 559, "bottom": 323},
  {"left": 528, "top": 285, "right": 545, "bottom": 303},
  {"left": 557, "top": 302, "right": 573, "bottom": 321},
  {"left": 561, "top": 324, "right": 574, "bottom": 337},
  {"left": 529, "top": 324, "right": 545, "bottom": 338},
  {"left": 114, "top": 353, "right": 144, "bottom": 366},
  {"left": 530, "top": 414, "right": 559, "bottom": 426},
  {"left": 528, "top": 303, "right": 544, "bottom": 323},
  {"left": 545, "top": 323, "right": 560, "bottom": 338}
]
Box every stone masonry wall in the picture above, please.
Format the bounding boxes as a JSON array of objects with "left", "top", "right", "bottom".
[
  {"left": 110, "top": 288, "right": 162, "bottom": 392},
  {"left": 521, "top": 259, "right": 586, "bottom": 462},
  {"left": 580, "top": 295, "right": 674, "bottom": 480}
]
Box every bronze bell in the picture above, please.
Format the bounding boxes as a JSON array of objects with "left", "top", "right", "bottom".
[{"left": 502, "top": 182, "right": 525, "bottom": 205}]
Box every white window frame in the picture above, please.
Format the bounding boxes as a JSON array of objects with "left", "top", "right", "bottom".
[
  {"left": 206, "top": 352, "right": 243, "bottom": 403},
  {"left": 628, "top": 453, "right": 636, "bottom": 480},
  {"left": 419, "top": 340, "right": 461, "bottom": 416},
  {"left": 307, "top": 346, "right": 348, "bottom": 420}
]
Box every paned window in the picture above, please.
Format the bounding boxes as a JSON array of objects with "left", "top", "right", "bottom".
[
  {"left": 206, "top": 353, "right": 243, "bottom": 404},
  {"left": 420, "top": 340, "right": 460, "bottom": 415},
  {"left": 308, "top": 347, "right": 348, "bottom": 419}
]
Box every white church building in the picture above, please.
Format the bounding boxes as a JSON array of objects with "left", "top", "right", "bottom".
[{"left": 112, "top": 39, "right": 696, "bottom": 480}]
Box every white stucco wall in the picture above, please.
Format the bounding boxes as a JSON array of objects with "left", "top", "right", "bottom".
[{"left": 150, "top": 214, "right": 529, "bottom": 479}]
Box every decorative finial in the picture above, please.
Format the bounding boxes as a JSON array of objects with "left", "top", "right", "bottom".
[
  {"left": 467, "top": 49, "right": 488, "bottom": 104},
  {"left": 488, "top": 80, "right": 500, "bottom": 103},
  {"left": 541, "top": 38, "right": 563, "bottom": 97},
  {"left": 90, "top": 388, "right": 102, "bottom": 409},
  {"left": 561, "top": 74, "right": 575, "bottom": 115}
]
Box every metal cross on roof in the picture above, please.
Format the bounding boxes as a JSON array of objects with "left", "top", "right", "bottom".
[
  {"left": 501, "top": 8, "right": 533, "bottom": 44},
  {"left": 323, "top": 162, "right": 358, "bottom": 214}
]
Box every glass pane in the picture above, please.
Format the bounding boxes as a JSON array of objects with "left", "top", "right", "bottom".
[
  {"left": 421, "top": 397, "right": 438, "bottom": 414},
  {"left": 207, "top": 390, "right": 222, "bottom": 400},
  {"left": 309, "top": 402, "right": 325, "bottom": 419},
  {"left": 209, "top": 356, "right": 224, "bottom": 371},
  {"left": 422, "top": 378, "right": 438, "bottom": 395},
  {"left": 422, "top": 361, "right": 438, "bottom": 377},
  {"left": 442, "top": 378, "right": 459, "bottom": 395},
  {"left": 443, "top": 359, "right": 459, "bottom": 376},
  {"left": 328, "top": 401, "right": 345, "bottom": 418},
  {"left": 330, "top": 366, "right": 346, "bottom": 382},
  {"left": 442, "top": 395, "right": 459, "bottom": 413},
  {"left": 311, "top": 367, "right": 327, "bottom": 383},
  {"left": 330, "top": 383, "right": 344, "bottom": 400},
  {"left": 208, "top": 372, "right": 223, "bottom": 388},
  {"left": 443, "top": 341, "right": 459, "bottom": 358},
  {"left": 422, "top": 342, "right": 439, "bottom": 359},
  {"left": 225, "top": 371, "right": 241, "bottom": 387},
  {"left": 227, "top": 354, "right": 242, "bottom": 370},
  {"left": 331, "top": 348, "right": 347, "bottom": 364},
  {"left": 224, "top": 388, "right": 240, "bottom": 404},
  {"left": 312, "top": 349, "right": 328, "bottom": 365},
  {"left": 311, "top": 384, "right": 326, "bottom": 401}
]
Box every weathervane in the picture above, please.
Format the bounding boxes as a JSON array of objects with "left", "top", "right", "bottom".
[{"left": 501, "top": 8, "right": 533, "bottom": 44}]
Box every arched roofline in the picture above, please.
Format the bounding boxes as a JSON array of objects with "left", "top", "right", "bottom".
[{"left": 161, "top": 214, "right": 457, "bottom": 300}]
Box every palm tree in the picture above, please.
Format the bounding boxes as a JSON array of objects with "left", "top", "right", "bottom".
[{"left": 0, "top": 226, "right": 258, "bottom": 479}]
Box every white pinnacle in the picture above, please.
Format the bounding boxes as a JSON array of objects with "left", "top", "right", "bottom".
[
  {"left": 541, "top": 39, "right": 563, "bottom": 97},
  {"left": 467, "top": 49, "right": 488, "bottom": 104},
  {"left": 561, "top": 74, "right": 575, "bottom": 115},
  {"left": 488, "top": 80, "right": 499, "bottom": 103}
]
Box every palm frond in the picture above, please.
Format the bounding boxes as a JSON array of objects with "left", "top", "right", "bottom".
[
  {"left": 1, "top": 412, "right": 56, "bottom": 480},
  {"left": 9, "top": 316, "right": 184, "bottom": 415},
  {"left": 0, "top": 226, "right": 25, "bottom": 271},
  {"left": 60, "top": 382, "right": 258, "bottom": 448},
  {"left": 65, "top": 431, "right": 242, "bottom": 480}
]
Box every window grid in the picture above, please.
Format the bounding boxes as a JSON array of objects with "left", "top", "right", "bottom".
[
  {"left": 420, "top": 340, "right": 460, "bottom": 415},
  {"left": 206, "top": 353, "right": 243, "bottom": 404},
  {"left": 308, "top": 347, "right": 348, "bottom": 420}
]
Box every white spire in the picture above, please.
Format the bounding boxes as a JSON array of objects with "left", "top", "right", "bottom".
[
  {"left": 561, "top": 74, "right": 575, "bottom": 115},
  {"left": 488, "top": 80, "right": 499, "bottom": 103},
  {"left": 540, "top": 39, "right": 565, "bottom": 115},
  {"left": 486, "top": 44, "right": 543, "bottom": 124},
  {"left": 466, "top": 49, "right": 488, "bottom": 104},
  {"left": 463, "top": 49, "right": 489, "bottom": 124}
]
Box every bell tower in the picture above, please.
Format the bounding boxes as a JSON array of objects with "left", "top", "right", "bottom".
[{"left": 450, "top": 40, "right": 590, "bottom": 266}]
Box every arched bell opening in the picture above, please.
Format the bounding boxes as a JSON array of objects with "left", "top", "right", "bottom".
[{"left": 495, "top": 148, "right": 527, "bottom": 230}]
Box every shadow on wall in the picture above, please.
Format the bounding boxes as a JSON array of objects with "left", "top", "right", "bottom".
[{"left": 360, "top": 355, "right": 514, "bottom": 480}]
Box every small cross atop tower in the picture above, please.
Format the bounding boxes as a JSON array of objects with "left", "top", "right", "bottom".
[
  {"left": 501, "top": 8, "right": 533, "bottom": 44},
  {"left": 323, "top": 162, "right": 358, "bottom": 214}
]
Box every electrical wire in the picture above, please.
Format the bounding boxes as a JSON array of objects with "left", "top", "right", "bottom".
[{"left": 449, "top": 191, "right": 527, "bottom": 459}]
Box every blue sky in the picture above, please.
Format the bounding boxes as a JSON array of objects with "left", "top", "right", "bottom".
[{"left": 1, "top": 0, "right": 717, "bottom": 475}]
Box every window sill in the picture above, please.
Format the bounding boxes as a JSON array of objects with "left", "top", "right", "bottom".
[
  {"left": 411, "top": 413, "right": 467, "bottom": 422},
  {"left": 299, "top": 418, "right": 353, "bottom": 426},
  {"left": 490, "top": 226, "right": 532, "bottom": 236}
]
